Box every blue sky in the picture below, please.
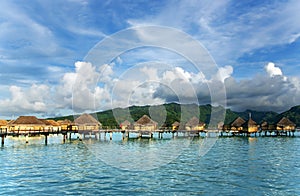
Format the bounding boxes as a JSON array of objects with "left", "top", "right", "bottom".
[{"left": 0, "top": 0, "right": 300, "bottom": 118}]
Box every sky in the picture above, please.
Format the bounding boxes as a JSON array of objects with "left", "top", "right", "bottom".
[{"left": 0, "top": 0, "right": 300, "bottom": 119}]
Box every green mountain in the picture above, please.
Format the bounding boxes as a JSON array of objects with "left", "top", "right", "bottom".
[
  {"left": 277, "top": 105, "right": 300, "bottom": 126},
  {"left": 234, "top": 110, "right": 278, "bottom": 124},
  {"left": 51, "top": 103, "right": 300, "bottom": 128}
]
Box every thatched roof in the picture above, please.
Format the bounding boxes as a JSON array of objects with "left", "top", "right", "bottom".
[
  {"left": 39, "top": 119, "right": 52, "bottom": 126},
  {"left": 0, "top": 120, "right": 8, "bottom": 126},
  {"left": 277, "top": 117, "right": 295, "bottom": 127},
  {"left": 185, "top": 117, "right": 205, "bottom": 127},
  {"left": 261, "top": 121, "right": 268, "bottom": 127},
  {"left": 8, "top": 120, "right": 15, "bottom": 125},
  {"left": 46, "top": 120, "right": 60, "bottom": 126},
  {"left": 135, "top": 115, "right": 157, "bottom": 125},
  {"left": 245, "top": 118, "right": 257, "bottom": 127},
  {"left": 172, "top": 121, "right": 180, "bottom": 126},
  {"left": 231, "top": 117, "right": 246, "bottom": 127},
  {"left": 11, "top": 116, "right": 45, "bottom": 125},
  {"left": 74, "top": 113, "right": 101, "bottom": 125},
  {"left": 57, "top": 119, "right": 73, "bottom": 125},
  {"left": 121, "top": 120, "right": 131, "bottom": 126}
]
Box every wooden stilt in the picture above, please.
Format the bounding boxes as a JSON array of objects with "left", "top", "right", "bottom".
[
  {"left": 110, "top": 132, "right": 113, "bottom": 140},
  {"left": 1, "top": 135, "right": 4, "bottom": 146},
  {"left": 25, "top": 135, "right": 29, "bottom": 144},
  {"left": 45, "top": 134, "right": 48, "bottom": 145}
]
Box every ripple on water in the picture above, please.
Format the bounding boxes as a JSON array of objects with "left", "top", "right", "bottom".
[{"left": 0, "top": 136, "right": 299, "bottom": 195}]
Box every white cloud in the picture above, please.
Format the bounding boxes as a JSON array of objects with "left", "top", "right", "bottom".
[
  {"left": 215, "top": 66, "right": 233, "bottom": 83},
  {"left": 265, "top": 62, "right": 283, "bottom": 77},
  {"left": 127, "top": 0, "right": 300, "bottom": 65},
  {"left": 0, "top": 59, "right": 299, "bottom": 118},
  {"left": 0, "top": 84, "right": 50, "bottom": 116}
]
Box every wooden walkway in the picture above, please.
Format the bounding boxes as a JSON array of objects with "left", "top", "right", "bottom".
[
  {"left": 0, "top": 129, "right": 78, "bottom": 146},
  {"left": 1, "top": 128, "right": 299, "bottom": 146}
]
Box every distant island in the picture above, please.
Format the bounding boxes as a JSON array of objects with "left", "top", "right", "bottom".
[{"left": 52, "top": 103, "right": 300, "bottom": 128}]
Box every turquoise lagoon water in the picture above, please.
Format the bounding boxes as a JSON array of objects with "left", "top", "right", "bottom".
[{"left": 0, "top": 134, "right": 299, "bottom": 195}]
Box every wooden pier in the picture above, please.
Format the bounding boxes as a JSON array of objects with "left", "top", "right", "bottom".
[
  {"left": 0, "top": 128, "right": 78, "bottom": 146},
  {"left": 1, "top": 128, "right": 299, "bottom": 147}
]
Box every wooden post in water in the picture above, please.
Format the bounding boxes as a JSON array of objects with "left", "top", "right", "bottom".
[
  {"left": 1, "top": 135, "right": 4, "bottom": 146},
  {"left": 45, "top": 134, "right": 48, "bottom": 145},
  {"left": 110, "top": 132, "right": 113, "bottom": 140},
  {"left": 25, "top": 134, "right": 29, "bottom": 144}
]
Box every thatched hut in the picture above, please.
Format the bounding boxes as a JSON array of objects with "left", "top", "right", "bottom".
[
  {"left": 46, "top": 120, "right": 61, "bottom": 131},
  {"left": 217, "top": 122, "right": 224, "bottom": 130},
  {"left": 276, "top": 117, "right": 296, "bottom": 131},
  {"left": 0, "top": 120, "right": 8, "bottom": 128},
  {"left": 74, "top": 113, "right": 102, "bottom": 131},
  {"left": 39, "top": 119, "right": 54, "bottom": 131},
  {"left": 57, "top": 119, "right": 75, "bottom": 131},
  {"left": 9, "top": 116, "right": 46, "bottom": 132},
  {"left": 120, "top": 120, "right": 131, "bottom": 130},
  {"left": 260, "top": 121, "right": 269, "bottom": 131},
  {"left": 244, "top": 118, "right": 258, "bottom": 133},
  {"left": 185, "top": 117, "right": 205, "bottom": 131},
  {"left": 0, "top": 120, "right": 8, "bottom": 132},
  {"left": 172, "top": 121, "right": 180, "bottom": 131},
  {"left": 134, "top": 115, "right": 158, "bottom": 131},
  {"left": 230, "top": 117, "right": 246, "bottom": 132}
]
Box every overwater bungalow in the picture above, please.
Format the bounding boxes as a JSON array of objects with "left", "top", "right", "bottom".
[
  {"left": 172, "top": 121, "right": 180, "bottom": 131},
  {"left": 217, "top": 122, "right": 224, "bottom": 131},
  {"left": 39, "top": 119, "right": 55, "bottom": 131},
  {"left": 74, "top": 113, "right": 102, "bottom": 131},
  {"left": 134, "top": 115, "right": 158, "bottom": 131},
  {"left": 8, "top": 116, "right": 46, "bottom": 132},
  {"left": 185, "top": 117, "right": 205, "bottom": 131},
  {"left": 230, "top": 117, "right": 246, "bottom": 132},
  {"left": 276, "top": 117, "right": 296, "bottom": 131},
  {"left": 46, "top": 120, "right": 61, "bottom": 131},
  {"left": 0, "top": 120, "right": 8, "bottom": 132},
  {"left": 57, "top": 119, "right": 75, "bottom": 131},
  {"left": 243, "top": 117, "right": 259, "bottom": 133},
  {"left": 260, "top": 121, "right": 269, "bottom": 131},
  {"left": 120, "top": 120, "right": 131, "bottom": 130}
]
